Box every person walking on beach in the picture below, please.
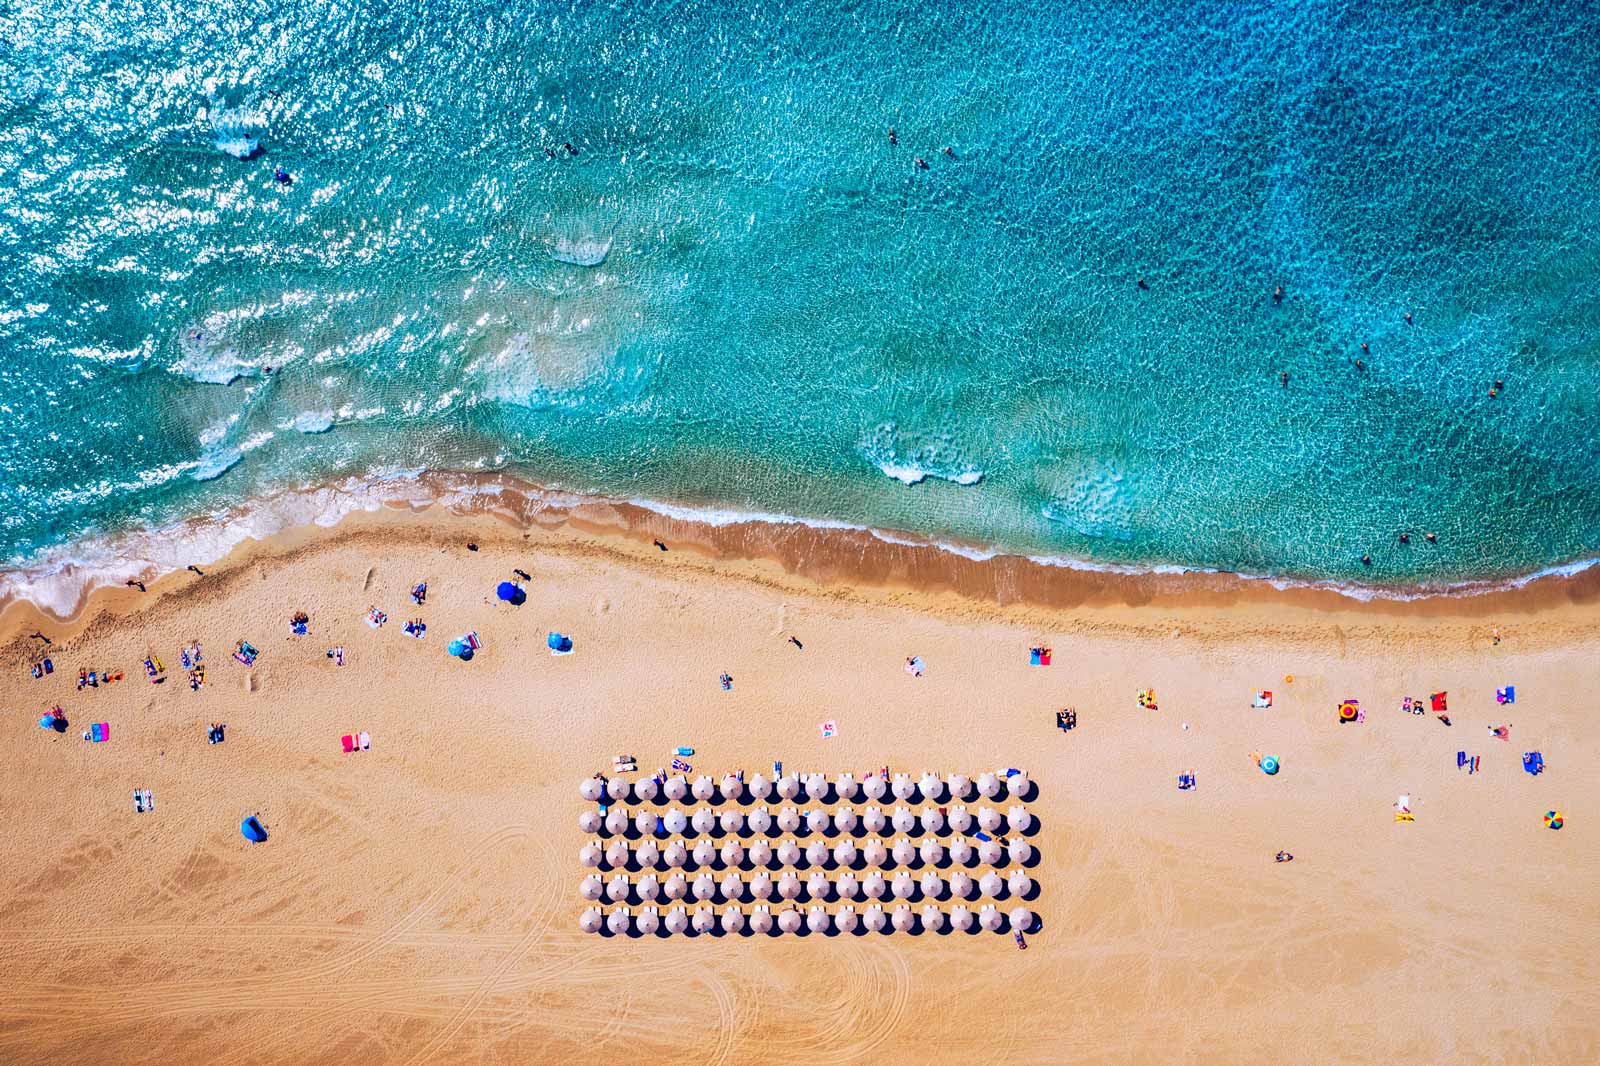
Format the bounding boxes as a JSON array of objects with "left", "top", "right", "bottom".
[
  {"left": 788, "top": 636, "right": 803, "bottom": 650},
  {"left": 126, "top": 579, "right": 146, "bottom": 592}
]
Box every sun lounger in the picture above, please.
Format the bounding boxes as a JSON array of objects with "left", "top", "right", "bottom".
[
  {"left": 342, "top": 735, "right": 355, "bottom": 754},
  {"left": 1253, "top": 691, "right": 1272, "bottom": 709},
  {"left": 358, "top": 731, "right": 370, "bottom": 751},
  {"left": 143, "top": 789, "right": 152, "bottom": 812},
  {"left": 134, "top": 790, "right": 145, "bottom": 813}
]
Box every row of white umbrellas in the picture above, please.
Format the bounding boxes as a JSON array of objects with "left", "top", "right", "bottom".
[
  {"left": 578, "top": 803, "right": 1034, "bottom": 838},
  {"left": 579, "top": 903, "right": 1034, "bottom": 935},
  {"left": 580, "top": 834, "right": 1034, "bottom": 870},
  {"left": 580, "top": 769, "right": 1029, "bottom": 806},
  {"left": 579, "top": 867, "right": 1034, "bottom": 903}
]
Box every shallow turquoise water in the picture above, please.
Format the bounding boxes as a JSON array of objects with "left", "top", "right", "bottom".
[{"left": 3, "top": 0, "right": 1599, "bottom": 586}]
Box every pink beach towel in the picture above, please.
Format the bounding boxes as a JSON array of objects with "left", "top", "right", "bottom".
[{"left": 341, "top": 734, "right": 354, "bottom": 754}]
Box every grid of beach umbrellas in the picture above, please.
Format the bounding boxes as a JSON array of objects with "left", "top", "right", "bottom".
[{"left": 577, "top": 769, "right": 1038, "bottom": 936}]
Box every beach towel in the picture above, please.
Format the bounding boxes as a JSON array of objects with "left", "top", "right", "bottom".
[
  {"left": 189, "top": 666, "right": 205, "bottom": 691},
  {"left": 1253, "top": 691, "right": 1272, "bottom": 709},
  {"left": 358, "top": 731, "right": 370, "bottom": 751},
  {"left": 1431, "top": 692, "right": 1448, "bottom": 712},
  {"left": 1137, "top": 688, "right": 1158, "bottom": 710},
  {"left": 366, "top": 608, "right": 388, "bottom": 629},
  {"left": 90, "top": 723, "right": 108, "bottom": 743},
  {"left": 411, "top": 582, "right": 427, "bottom": 605},
  {"left": 719, "top": 673, "right": 732, "bottom": 690},
  {"left": 1496, "top": 686, "right": 1515, "bottom": 705},
  {"left": 904, "top": 656, "right": 925, "bottom": 677},
  {"left": 1489, "top": 725, "right": 1511, "bottom": 741},
  {"left": 1029, "top": 647, "right": 1051, "bottom": 666},
  {"left": 818, "top": 720, "right": 838, "bottom": 739},
  {"left": 1177, "top": 773, "right": 1196, "bottom": 791},
  {"left": 1057, "top": 709, "right": 1076, "bottom": 730},
  {"left": 341, "top": 734, "right": 355, "bottom": 754},
  {"left": 1523, "top": 752, "right": 1545, "bottom": 775},
  {"left": 1395, "top": 811, "right": 1415, "bottom": 822},
  {"left": 671, "top": 757, "right": 692, "bottom": 773}
]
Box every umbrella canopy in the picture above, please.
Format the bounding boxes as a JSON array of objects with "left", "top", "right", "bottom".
[
  {"left": 805, "top": 841, "right": 829, "bottom": 867},
  {"left": 978, "top": 840, "right": 1003, "bottom": 865},
  {"left": 921, "top": 806, "right": 946, "bottom": 833},
  {"left": 863, "top": 806, "right": 887, "bottom": 833},
  {"left": 637, "top": 875, "right": 660, "bottom": 901},
  {"left": 664, "top": 775, "right": 689, "bottom": 800},
  {"left": 1260, "top": 755, "right": 1280, "bottom": 775},
  {"left": 892, "top": 807, "right": 916, "bottom": 833},
  {"left": 749, "top": 839, "right": 773, "bottom": 866},
  {"left": 664, "top": 873, "right": 687, "bottom": 900},
  {"left": 634, "top": 811, "right": 657, "bottom": 836},
  {"left": 579, "top": 778, "right": 604, "bottom": 802},
  {"left": 836, "top": 873, "right": 861, "bottom": 899},
  {"left": 633, "top": 776, "right": 659, "bottom": 802},
  {"left": 948, "top": 806, "right": 972, "bottom": 832},
  {"left": 979, "top": 905, "right": 1002, "bottom": 931},
  {"left": 920, "top": 904, "right": 945, "bottom": 932},
  {"left": 719, "top": 810, "right": 745, "bottom": 835},
  {"left": 691, "top": 809, "right": 716, "bottom": 834},
  {"left": 606, "top": 808, "right": 630, "bottom": 835},
  {"left": 607, "top": 875, "right": 630, "bottom": 902},
  {"left": 664, "top": 809, "right": 688, "bottom": 834},
  {"left": 635, "top": 841, "right": 660, "bottom": 868},
  {"left": 578, "top": 810, "right": 602, "bottom": 834},
  {"left": 1009, "top": 907, "right": 1034, "bottom": 932},
  {"left": 778, "top": 908, "right": 803, "bottom": 933},
  {"left": 835, "top": 772, "right": 860, "bottom": 801},
  {"left": 1545, "top": 810, "right": 1565, "bottom": 829},
  {"left": 777, "top": 872, "right": 802, "bottom": 899},
  {"left": 1008, "top": 770, "right": 1031, "bottom": 798},
  {"left": 864, "top": 839, "right": 888, "bottom": 866},
  {"left": 807, "top": 871, "right": 830, "bottom": 900},
  {"left": 919, "top": 772, "right": 944, "bottom": 802},
  {"left": 833, "top": 840, "right": 858, "bottom": 866},
  {"left": 891, "top": 905, "right": 915, "bottom": 932},
  {"left": 692, "top": 775, "right": 716, "bottom": 801},
  {"left": 665, "top": 907, "right": 689, "bottom": 934},
  {"left": 636, "top": 907, "right": 660, "bottom": 935},
  {"left": 720, "top": 872, "right": 743, "bottom": 900},
  {"left": 692, "top": 840, "right": 716, "bottom": 866},
  {"left": 977, "top": 806, "right": 1002, "bottom": 832},
  {"left": 777, "top": 807, "right": 801, "bottom": 833},
  {"left": 605, "top": 777, "right": 628, "bottom": 804},
  {"left": 721, "top": 773, "right": 744, "bottom": 800},
  {"left": 776, "top": 775, "right": 800, "bottom": 799},
  {"left": 1008, "top": 870, "right": 1033, "bottom": 897},
  {"left": 977, "top": 772, "right": 1001, "bottom": 798},
  {"left": 863, "top": 905, "right": 887, "bottom": 932},
  {"left": 803, "top": 772, "right": 828, "bottom": 801},
  {"left": 579, "top": 907, "right": 604, "bottom": 933},
  {"left": 948, "top": 871, "right": 973, "bottom": 899},
  {"left": 1007, "top": 805, "right": 1032, "bottom": 833},
  {"left": 836, "top": 906, "right": 859, "bottom": 932},
  {"left": 746, "top": 807, "right": 773, "bottom": 833},
  {"left": 806, "top": 809, "right": 831, "bottom": 834},
  {"left": 891, "top": 871, "right": 915, "bottom": 899},
  {"left": 722, "top": 906, "right": 745, "bottom": 933},
  {"left": 920, "top": 871, "right": 944, "bottom": 898},
  {"left": 579, "top": 875, "right": 604, "bottom": 901},
  {"left": 950, "top": 905, "right": 973, "bottom": 931},
  {"left": 721, "top": 842, "right": 745, "bottom": 867},
  {"left": 892, "top": 775, "right": 916, "bottom": 801},
  {"left": 863, "top": 775, "right": 888, "bottom": 800},
  {"left": 750, "top": 872, "right": 773, "bottom": 899},
  {"left": 777, "top": 840, "right": 801, "bottom": 866},
  {"left": 919, "top": 840, "right": 944, "bottom": 866},
  {"left": 949, "top": 838, "right": 974, "bottom": 865},
  {"left": 579, "top": 842, "right": 603, "bottom": 867},
  {"left": 948, "top": 773, "right": 972, "bottom": 800},
  {"left": 891, "top": 838, "right": 916, "bottom": 865},
  {"left": 749, "top": 907, "right": 773, "bottom": 933},
  {"left": 495, "top": 581, "right": 521, "bottom": 602},
  {"left": 864, "top": 872, "right": 887, "bottom": 898},
  {"left": 664, "top": 842, "right": 688, "bottom": 868},
  {"left": 693, "top": 906, "right": 716, "bottom": 933},
  {"left": 605, "top": 841, "right": 629, "bottom": 868},
  {"left": 1008, "top": 839, "right": 1034, "bottom": 865},
  {"left": 979, "top": 872, "right": 1004, "bottom": 898},
  {"left": 747, "top": 773, "right": 772, "bottom": 800},
  {"left": 693, "top": 873, "right": 717, "bottom": 900},
  {"left": 608, "top": 906, "right": 633, "bottom": 934},
  {"left": 807, "top": 906, "right": 830, "bottom": 933},
  {"left": 834, "top": 807, "right": 859, "bottom": 832}
]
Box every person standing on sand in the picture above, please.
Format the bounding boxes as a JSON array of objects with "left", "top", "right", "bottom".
[{"left": 788, "top": 636, "right": 803, "bottom": 650}]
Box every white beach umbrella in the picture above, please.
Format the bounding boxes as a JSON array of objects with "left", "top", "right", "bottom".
[
  {"left": 948, "top": 871, "right": 973, "bottom": 899},
  {"left": 863, "top": 775, "right": 888, "bottom": 800},
  {"left": 693, "top": 906, "right": 716, "bottom": 933},
  {"left": 579, "top": 875, "right": 604, "bottom": 901},
  {"left": 948, "top": 806, "right": 972, "bottom": 833},
  {"left": 1010, "top": 907, "right": 1034, "bottom": 933},
  {"left": 664, "top": 809, "right": 688, "bottom": 835},
  {"left": 605, "top": 807, "right": 630, "bottom": 835},
  {"left": 920, "top": 870, "right": 945, "bottom": 899},
  {"left": 777, "top": 807, "right": 801, "bottom": 833},
  {"left": 891, "top": 838, "right": 916, "bottom": 866},
  {"left": 579, "top": 841, "right": 603, "bottom": 868},
  {"left": 749, "top": 839, "right": 773, "bottom": 867},
  {"left": 633, "top": 776, "right": 659, "bottom": 802},
  {"left": 836, "top": 905, "right": 859, "bottom": 932},
  {"left": 1008, "top": 870, "right": 1033, "bottom": 898},
  {"left": 863, "top": 905, "right": 887, "bottom": 932},
  {"left": 692, "top": 775, "right": 716, "bottom": 801},
  {"left": 1008, "top": 839, "right": 1033, "bottom": 865},
  {"left": 920, "top": 806, "right": 946, "bottom": 833},
  {"left": 607, "top": 875, "right": 630, "bottom": 903},
  {"left": 1008, "top": 770, "right": 1030, "bottom": 799},
  {"left": 979, "top": 872, "right": 1004, "bottom": 898},
  {"left": 778, "top": 872, "right": 802, "bottom": 900},
  {"left": 891, "top": 904, "right": 915, "bottom": 932},
  {"left": 947, "top": 773, "right": 972, "bottom": 800},
  {"left": 1008, "top": 805, "right": 1033, "bottom": 833},
  {"left": 778, "top": 908, "right": 803, "bottom": 934},
  {"left": 664, "top": 841, "right": 688, "bottom": 869},
  {"left": 722, "top": 906, "right": 745, "bottom": 933},
  {"left": 833, "top": 840, "right": 858, "bottom": 867},
  {"left": 635, "top": 810, "right": 657, "bottom": 836},
  {"left": 719, "top": 809, "right": 745, "bottom": 835},
  {"left": 665, "top": 775, "right": 689, "bottom": 801},
  {"left": 919, "top": 772, "right": 944, "bottom": 802},
  {"left": 979, "top": 904, "right": 1002, "bottom": 932},
  {"left": 637, "top": 874, "right": 660, "bottom": 901},
  {"left": 950, "top": 905, "right": 973, "bottom": 931},
  {"left": 891, "top": 871, "right": 915, "bottom": 900},
  {"left": 750, "top": 871, "right": 773, "bottom": 900},
  {"left": 864, "top": 872, "right": 887, "bottom": 899},
  {"left": 605, "top": 841, "right": 629, "bottom": 869},
  {"left": 607, "top": 908, "right": 630, "bottom": 935},
  {"left": 579, "top": 777, "right": 604, "bottom": 802},
  {"left": 776, "top": 775, "right": 800, "bottom": 800},
  {"left": 748, "top": 773, "right": 772, "bottom": 801},
  {"left": 664, "top": 873, "right": 687, "bottom": 901},
  {"left": 578, "top": 810, "right": 602, "bottom": 834},
  {"left": 891, "top": 807, "right": 916, "bottom": 834},
  {"left": 691, "top": 809, "right": 716, "bottom": 835},
  {"left": 720, "top": 842, "right": 745, "bottom": 868},
  {"left": 835, "top": 772, "right": 860, "bottom": 801},
  {"left": 923, "top": 904, "right": 947, "bottom": 932},
  {"left": 806, "top": 809, "right": 831, "bottom": 834},
  {"left": 977, "top": 806, "right": 1002, "bottom": 833},
  {"left": 579, "top": 907, "right": 603, "bottom": 933},
  {"left": 807, "top": 871, "right": 830, "bottom": 901},
  {"left": 748, "top": 807, "right": 773, "bottom": 834},
  {"left": 636, "top": 906, "right": 660, "bottom": 935},
  {"left": 864, "top": 839, "right": 888, "bottom": 867},
  {"left": 635, "top": 840, "right": 660, "bottom": 868},
  {"left": 949, "top": 838, "right": 974, "bottom": 866},
  {"left": 978, "top": 839, "right": 1003, "bottom": 866},
  {"left": 777, "top": 840, "right": 801, "bottom": 866},
  {"left": 804, "top": 772, "right": 828, "bottom": 801},
  {"left": 692, "top": 840, "right": 716, "bottom": 867},
  {"left": 607, "top": 777, "right": 630, "bottom": 804},
  {"left": 749, "top": 906, "right": 773, "bottom": 934},
  {"left": 863, "top": 806, "right": 887, "bottom": 833},
  {"left": 836, "top": 872, "right": 861, "bottom": 900},
  {"left": 665, "top": 907, "right": 689, "bottom": 934},
  {"left": 805, "top": 841, "right": 829, "bottom": 867},
  {"left": 834, "top": 806, "right": 859, "bottom": 833},
  {"left": 977, "top": 772, "right": 1001, "bottom": 798},
  {"left": 720, "top": 871, "right": 743, "bottom": 901},
  {"left": 693, "top": 872, "right": 717, "bottom": 901},
  {"left": 892, "top": 774, "right": 917, "bottom": 801},
  {"left": 721, "top": 772, "right": 744, "bottom": 800}
]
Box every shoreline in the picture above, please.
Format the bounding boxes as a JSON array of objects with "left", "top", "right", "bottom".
[{"left": 7, "top": 471, "right": 1600, "bottom": 647}]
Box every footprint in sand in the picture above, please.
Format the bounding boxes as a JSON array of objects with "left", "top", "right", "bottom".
[
  {"left": 246, "top": 674, "right": 260, "bottom": 693},
  {"left": 362, "top": 566, "right": 376, "bottom": 592},
  {"left": 592, "top": 596, "right": 610, "bottom": 616}
]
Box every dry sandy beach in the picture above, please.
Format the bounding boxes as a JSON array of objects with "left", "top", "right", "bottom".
[{"left": 2, "top": 498, "right": 1597, "bottom": 1065}]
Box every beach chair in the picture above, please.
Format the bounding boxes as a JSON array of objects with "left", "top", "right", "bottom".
[
  {"left": 358, "top": 731, "right": 370, "bottom": 751},
  {"left": 1253, "top": 691, "right": 1272, "bottom": 709},
  {"left": 341, "top": 735, "right": 355, "bottom": 754},
  {"left": 134, "top": 790, "right": 144, "bottom": 813},
  {"left": 143, "top": 789, "right": 153, "bottom": 812}
]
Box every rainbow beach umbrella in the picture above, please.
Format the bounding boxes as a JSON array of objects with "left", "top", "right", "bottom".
[{"left": 1544, "top": 810, "right": 1564, "bottom": 830}]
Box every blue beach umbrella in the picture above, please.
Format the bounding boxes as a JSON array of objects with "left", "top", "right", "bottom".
[
  {"left": 447, "top": 639, "right": 465, "bottom": 657},
  {"left": 496, "top": 581, "right": 526, "bottom": 605},
  {"left": 241, "top": 815, "right": 268, "bottom": 843},
  {"left": 1259, "top": 755, "right": 1280, "bottom": 775}
]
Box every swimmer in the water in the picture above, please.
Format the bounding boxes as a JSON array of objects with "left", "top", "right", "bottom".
[
  {"left": 1425, "top": 532, "right": 1437, "bottom": 543},
  {"left": 1272, "top": 285, "right": 1284, "bottom": 302},
  {"left": 1404, "top": 311, "right": 1413, "bottom": 323},
  {"left": 1137, "top": 278, "right": 1149, "bottom": 291},
  {"left": 273, "top": 166, "right": 292, "bottom": 185},
  {"left": 942, "top": 145, "right": 955, "bottom": 157},
  {"left": 888, "top": 127, "right": 898, "bottom": 146},
  {"left": 1280, "top": 371, "right": 1289, "bottom": 387},
  {"left": 1362, "top": 554, "right": 1372, "bottom": 566},
  {"left": 1360, "top": 342, "right": 1369, "bottom": 353},
  {"left": 1355, "top": 359, "right": 1365, "bottom": 370},
  {"left": 1399, "top": 533, "right": 1410, "bottom": 544},
  {"left": 915, "top": 157, "right": 928, "bottom": 170},
  {"left": 564, "top": 142, "right": 579, "bottom": 155}
]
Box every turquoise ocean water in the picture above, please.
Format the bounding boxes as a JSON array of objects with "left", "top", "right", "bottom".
[{"left": 3, "top": 0, "right": 1599, "bottom": 593}]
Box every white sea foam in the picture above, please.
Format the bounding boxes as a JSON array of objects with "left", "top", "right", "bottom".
[
  {"left": 861, "top": 423, "right": 984, "bottom": 487},
  {"left": 191, "top": 447, "right": 242, "bottom": 481},
  {"left": 284, "top": 411, "right": 336, "bottom": 434},
  {"left": 548, "top": 235, "right": 613, "bottom": 267}
]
